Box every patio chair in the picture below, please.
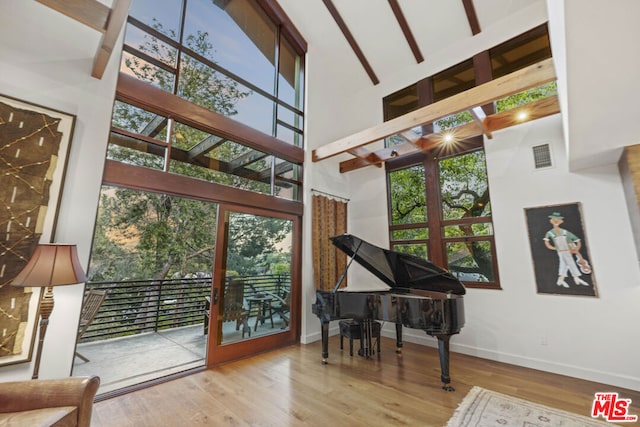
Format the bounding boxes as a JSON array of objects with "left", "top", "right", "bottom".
[
  {"left": 75, "top": 289, "right": 107, "bottom": 362},
  {"left": 205, "top": 279, "right": 251, "bottom": 338},
  {"left": 268, "top": 286, "right": 290, "bottom": 327}
]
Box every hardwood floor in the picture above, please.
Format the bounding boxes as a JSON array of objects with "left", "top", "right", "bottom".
[{"left": 92, "top": 336, "right": 640, "bottom": 426}]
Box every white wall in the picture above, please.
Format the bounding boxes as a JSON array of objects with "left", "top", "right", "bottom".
[
  {"left": 0, "top": 1, "right": 121, "bottom": 380},
  {"left": 467, "top": 115, "right": 640, "bottom": 390},
  {"left": 291, "top": 0, "right": 640, "bottom": 391}
]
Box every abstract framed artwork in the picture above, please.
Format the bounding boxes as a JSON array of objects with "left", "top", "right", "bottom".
[
  {"left": 524, "top": 202, "right": 597, "bottom": 297},
  {"left": 0, "top": 94, "right": 76, "bottom": 366}
]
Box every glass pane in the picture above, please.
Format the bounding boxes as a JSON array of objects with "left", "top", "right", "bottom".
[
  {"left": 275, "top": 124, "right": 295, "bottom": 145},
  {"left": 391, "top": 228, "right": 428, "bottom": 241},
  {"left": 439, "top": 150, "right": 491, "bottom": 220},
  {"left": 124, "top": 23, "right": 178, "bottom": 68},
  {"left": 446, "top": 240, "right": 494, "bottom": 282},
  {"left": 107, "top": 132, "right": 166, "bottom": 170},
  {"left": 433, "top": 59, "right": 474, "bottom": 102},
  {"left": 178, "top": 54, "right": 274, "bottom": 135},
  {"left": 496, "top": 82, "right": 558, "bottom": 113},
  {"left": 387, "top": 126, "right": 423, "bottom": 148},
  {"left": 392, "top": 243, "right": 428, "bottom": 260},
  {"left": 177, "top": 54, "right": 249, "bottom": 116},
  {"left": 77, "top": 186, "right": 217, "bottom": 392},
  {"left": 383, "top": 83, "right": 418, "bottom": 120},
  {"left": 388, "top": 165, "right": 426, "bottom": 225},
  {"left": 220, "top": 212, "right": 292, "bottom": 345},
  {"left": 121, "top": 51, "right": 176, "bottom": 92},
  {"left": 443, "top": 222, "right": 493, "bottom": 238},
  {"left": 184, "top": 0, "right": 276, "bottom": 93},
  {"left": 111, "top": 101, "right": 168, "bottom": 139},
  {"left": 278, "top": 37, "right": 303, "bottom": 108},
  {"left": 434, "top": 111, "right": 473, "bottom": 132},
  {"left": 276, "top": 105, "right": 303, "bottom": 134},
  {"left": 168, "top": 137, "right": 272, "bottom": 195},
  {"left": 274, "top": 158, "right": 301, "bottom": 201},
  {"left": 128, "top": 0, "right": 183, "bottom": 41}
]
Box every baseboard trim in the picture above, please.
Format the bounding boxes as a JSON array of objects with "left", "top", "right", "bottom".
[{"left": 302, "top": 327, "right": 640, "bottom": 392}]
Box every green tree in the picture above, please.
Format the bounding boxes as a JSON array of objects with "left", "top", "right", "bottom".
[
  {"left": 388, "top": 83, "right": 557, "bottom": 279},
  {"left": 90, "top": 21, "right": 290, "bottom": 282}
]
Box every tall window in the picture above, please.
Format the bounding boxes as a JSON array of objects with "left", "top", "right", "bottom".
[
  {"left": 387, "top": 151, "right": 499, "bottom": 288},
  {"left": 123, "top": 0, "right": 304, "bottom": 145},
  {"left": 384, "top": 24, "right": 554, "bottom": 289},
  {"left": 109, "top": 0, "right": 305, "bottom": 202}
]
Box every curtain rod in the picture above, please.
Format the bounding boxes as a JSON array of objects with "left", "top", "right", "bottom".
[{"left": 311, "top": 188, "right": 350, "bottom": 202}]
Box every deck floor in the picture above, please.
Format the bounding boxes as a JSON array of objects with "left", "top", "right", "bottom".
[{"left": 73, "top": 315, "right": 288, "bottom": 395}]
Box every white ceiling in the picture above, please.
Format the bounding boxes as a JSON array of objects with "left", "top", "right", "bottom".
[{"left": 277, "top": 0, "right": 640, "bottom": 171}]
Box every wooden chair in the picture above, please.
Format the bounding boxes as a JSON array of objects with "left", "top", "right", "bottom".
[
  {"left": 267, "top": 286, "right": 290, "bottom": 327},
  {"left": 75, "top": 289, "right": 107, "bottom": 362},
  {"left": 205, "top": 279, "right": 251, "bottom": 338}
]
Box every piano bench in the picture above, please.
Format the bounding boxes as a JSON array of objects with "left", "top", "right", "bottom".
[{"left": 339, "top": 319, "right": 381, "bottom": 357}]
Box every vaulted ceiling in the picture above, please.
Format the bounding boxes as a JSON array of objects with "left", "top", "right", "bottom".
[{"left": 31, "top": 0, "right": 640, "bottom": 171}]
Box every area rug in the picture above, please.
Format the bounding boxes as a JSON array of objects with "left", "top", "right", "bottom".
[{"left": 446, "top": 386, "right": 612, "bottom": 427}]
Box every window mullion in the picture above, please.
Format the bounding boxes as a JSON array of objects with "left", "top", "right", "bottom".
[{"left": 424, "top": 155, "right": 445, "bottom": 267}]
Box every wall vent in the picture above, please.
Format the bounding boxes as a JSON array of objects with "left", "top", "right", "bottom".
[{"left": 532, "top": 144, "right": 552, "bottom": 169}]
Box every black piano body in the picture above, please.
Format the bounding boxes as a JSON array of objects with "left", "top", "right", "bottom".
[{"left": 312, "top": 234, "right": 466, "bottom": 391}]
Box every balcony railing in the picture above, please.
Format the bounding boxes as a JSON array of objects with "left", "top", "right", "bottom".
[{"left": 81, "top": 274, "right": 290, "bottom": 343}]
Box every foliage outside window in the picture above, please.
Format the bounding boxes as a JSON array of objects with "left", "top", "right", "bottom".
[
  {"left": 123, "top": 0, "right": 304, "bottom": 146},
  {"left": 388, "top": 150, "right": 498, "bottom": 287},
  {"left": 384, "top": 25, "right": 555, "bottom": 289},
  {"left": 107, "top": 0, "right": 305, "bottom": 201},
  {"left": 89, "top": 186, "right": 292, "bottom": 282}
]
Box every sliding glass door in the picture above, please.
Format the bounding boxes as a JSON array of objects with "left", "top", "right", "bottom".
[{"left": 206, "top": 205, "right": 299, "bottom": 365}]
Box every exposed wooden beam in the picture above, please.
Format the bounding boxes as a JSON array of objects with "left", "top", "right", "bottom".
[
  {"left": 462, "top": 0, "right": 481, "bottom": 35},
  {"left": 322, "top": 0, "right": 379, "bottom": 85},
  {"left": 312, "top": 58, "right": 556, "bottom": 163},
  {"left": 36, "top": 0, "right": 110, "bottom": 32},
  {"left": 93, "top": 0, "right": 132, "bottom": 79},
  {"left": 339, "top": 95, "right": 560, "bottom": 173},
  {"left": 388, "top": 0, "right": 424, "bottom": 63},
  {"left": 347, "top": 147, "right": 383, "bottom": 167}
]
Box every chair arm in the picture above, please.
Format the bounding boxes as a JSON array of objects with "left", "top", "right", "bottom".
[{"left": 0, "top": 376, "right": 100, "bottom": 427}]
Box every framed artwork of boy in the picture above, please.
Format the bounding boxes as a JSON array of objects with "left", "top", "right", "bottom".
[{"left": 525, "top": 202, "right": 597, "bottom": 296}]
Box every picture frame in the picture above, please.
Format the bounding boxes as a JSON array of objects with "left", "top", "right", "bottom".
[
  {"left": 524, "top": 202, "right": 597, "bottom": 297},
  {"left": 0, "top": 94, "right": 76, "bottom": 366}
]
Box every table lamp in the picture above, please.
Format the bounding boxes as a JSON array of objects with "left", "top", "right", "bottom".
[{"left": 11, "top": 244, "right": 87, "bottom": 379}]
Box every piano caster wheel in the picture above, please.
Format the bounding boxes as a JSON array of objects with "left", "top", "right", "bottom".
[
  {"left": 322, "top": 358, "right": 328, "bottom": 365},
  {"left": 395, "top": 347, "right": 402, "bottom": 353},
  {"left": 442, "top": 384, "right": 455, "bottom": 392}
]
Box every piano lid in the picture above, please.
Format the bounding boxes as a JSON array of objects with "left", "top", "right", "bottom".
[{"left": 330, "top": 233, "right": 466, "bottom": 295}]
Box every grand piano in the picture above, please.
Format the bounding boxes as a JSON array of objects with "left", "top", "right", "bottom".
[{"left": 312, "top": 233, "right": 466, "bottom": 391}]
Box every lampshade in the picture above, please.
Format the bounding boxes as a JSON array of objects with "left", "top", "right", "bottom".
[{"left": 11, "top": 244, "right": 87, "bottom": 287}]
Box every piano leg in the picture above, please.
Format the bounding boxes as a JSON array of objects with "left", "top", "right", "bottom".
[
  {"left": 395, "top": 323, "right": 403, "bottom": 353},
  {"left": 436, "top": 334, "right": 455, "bottom": 391},
  {"left": 321, "top": 321, "right": 330, "bottom": 364}
]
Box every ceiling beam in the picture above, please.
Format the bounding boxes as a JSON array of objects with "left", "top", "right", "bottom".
[
  {"left": 388, "top": 0, "right": 424, "bottom": 63},
  {"left": 312, "top": 58, "right": 556, "bottom": 163},
  {"left": 36, "top": 0, "right": 131, "bottom": 80},
  {"left": 35, "top": 0, "right": 109, "bottom": 32},
  {"left": 462, "top": 0, "right": 481, "bottom": 35},
  {"left": 339, "top": 95, "right": 560, "bottom": 173},
  {"left": 469, "top": 106, "right": 492, "bottom": 139},
  {"left": 93, "top": 0, "right": 132, "bottom": 79},
  {"left": 322, "top": 0, "right": 379, "bottom": 85}
]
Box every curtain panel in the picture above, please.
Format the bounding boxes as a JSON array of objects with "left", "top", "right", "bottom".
[{"left": 312, "top": 194, "right": 347, "bottom": 290}]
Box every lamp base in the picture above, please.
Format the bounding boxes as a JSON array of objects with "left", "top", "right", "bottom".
[{"left": 32, "top": 286, "right": 55, "bottom": 380}]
